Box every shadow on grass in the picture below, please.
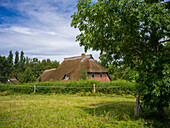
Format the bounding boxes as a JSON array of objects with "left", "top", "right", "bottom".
[
  {"left": 77, "top": 101, "right": 170, "bottom": 128},
  {"left": 142, "top": 108, "right": 170, "bottom": 128},
  {"left": 78, "top": 101, "right": 136, "bottom": 121}
]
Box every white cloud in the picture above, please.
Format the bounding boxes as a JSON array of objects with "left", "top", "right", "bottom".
[
  {"left": 9, "top": 26, "right": 33, "bottom": 35},
  {"left": 0, "top": 0, "right": 100, "bottom": 62},
  {"left": 45, "top": 32, "right": 58, "bottom": 35}
]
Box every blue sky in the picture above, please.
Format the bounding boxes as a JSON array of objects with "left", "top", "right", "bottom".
[{"left": 0, "top": 0, "right": 99, "bottom": 62}]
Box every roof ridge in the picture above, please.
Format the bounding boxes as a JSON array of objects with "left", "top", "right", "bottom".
[
  {"left": 64, "top": 54, "right": 91, "bottom": 61},
  {"left": 44, "top": 68, "right": 56, "bottom": 72}
]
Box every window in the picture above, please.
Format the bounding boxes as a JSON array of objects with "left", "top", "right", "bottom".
[
  {"left": 63, "top": 75, "right": 70, "bottom": 80},
  {"left": 81, "top": 58, "right": 85, "bottom": 61},
  {"left": 100, "top": 73, "right": 103, "bottom": 78},
  {"left": 92, "top": 73, "right": 95, "bottom": 78},
  {"left": 87, "top": 73, "right": 89, "bottom": 78},
  {"left": 105, "top": 74, "right": 107, "bottom": 77}
]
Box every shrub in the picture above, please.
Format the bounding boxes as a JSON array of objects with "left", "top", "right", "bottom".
[{"left": 0, "top": 80, "right": 135, "bottom": 95}]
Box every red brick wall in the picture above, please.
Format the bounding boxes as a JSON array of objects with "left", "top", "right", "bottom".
[{"left": 87, "top": 72, "right": 110, "bottom": 81}]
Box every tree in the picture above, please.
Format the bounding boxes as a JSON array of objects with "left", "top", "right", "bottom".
[
  {"left": 0, "top": 51, "right": 14, "bottom": 83},
  {"left": 6, "top": 51, "right": 14, "bottom": 78},
  {"left": 51, "top": 60, "right": 60, "bottom": 69},
  {"left": 20, "top": 51, "right": 24, "bottom": 64},
  {"left": 80, "top": 67, "right": 87, "bottom": 80},
  {"left": 14, "top": 51, "right": 19, "bottom": 68},
  {"left": 0, "top": 50, "right": 60, "bottom": 83},
  {"left": 7, "top": 51, "right": 13, "bottom": 69},
  {"left": 0, "top": 56, "right": 6, "bottom": 83},
  {"left": 71, "top": 0, "right": 170, "bottom": 113},
  {"left": 19, "top": 67, "right": 35, "bottom": 83},
  {"left": 19, "top": 51, "right": 25, "bottom": 72}
]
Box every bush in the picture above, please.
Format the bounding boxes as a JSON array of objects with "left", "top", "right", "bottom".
[
  {"left": 0, "top": 80, "right": 135, "bottom": 95},
  {"left": 0, "top": 90, "right": 13, "bottom": 96}
]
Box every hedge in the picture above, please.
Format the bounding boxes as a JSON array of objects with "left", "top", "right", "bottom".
[{"left": 0, "top": 80, "right": 135, "bottom": 95}]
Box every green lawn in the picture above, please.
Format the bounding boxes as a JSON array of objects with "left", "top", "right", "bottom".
[{"left": 0, "top": 94, "right": 169, "bottom": 128}]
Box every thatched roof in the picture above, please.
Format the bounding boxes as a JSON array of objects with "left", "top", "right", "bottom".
[{"left": 37, "top": 54, "right": 108, "bottom": 82}]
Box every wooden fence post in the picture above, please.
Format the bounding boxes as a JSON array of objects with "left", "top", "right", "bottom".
[
  {"left": 34, "top": 85, "right": 36, "bottom": 93},
  {"left": 134, "top": 93, "right": 140, "bottom": 117},
  {"left": 93, "top": 84, "right": 96, "bottom": 93}
]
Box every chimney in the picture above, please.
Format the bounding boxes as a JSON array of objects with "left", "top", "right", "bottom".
[
  {"left": 81, "top": 53, "right": 86, "bottom": 61},
  {"left": 81, "top": 53, "right": 85, "bottom": 59}
]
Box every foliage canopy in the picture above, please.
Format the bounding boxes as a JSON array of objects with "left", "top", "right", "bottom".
[
  {"left": 0, "top": 51, "right": 60, "bottom": 84},
  {"left": 71, "top": 0, "right": 170, "bottom": 112}
]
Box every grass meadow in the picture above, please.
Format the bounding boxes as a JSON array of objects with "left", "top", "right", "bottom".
[{"left": 0, "top": 94, "right": 169, "bottom": 128}]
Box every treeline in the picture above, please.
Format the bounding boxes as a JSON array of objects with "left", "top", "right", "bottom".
[
  {"left": 0, "top": 51, "right": 59, "bottom": 83},
  {"left": 99, "top": 55, "right": 136, "bottom": 82},
  {"left": 107, "top": 65, "right": 136, "bottom": 82}
]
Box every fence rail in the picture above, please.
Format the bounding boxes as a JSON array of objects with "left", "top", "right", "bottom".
[
  {"left": 0, "top": 84, "right": 135, "bottom": 95},
  {"left": 0, "top": 84, "right": 128, "bottom": 88}
]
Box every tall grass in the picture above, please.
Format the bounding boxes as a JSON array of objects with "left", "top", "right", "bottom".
[{"left": 0, "top": 94, "right": 169, "bottom": 128}]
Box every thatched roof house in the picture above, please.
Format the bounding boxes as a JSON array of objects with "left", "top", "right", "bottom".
[{"left": 37, "top": 54, "right": 111, "bottom": 82}]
